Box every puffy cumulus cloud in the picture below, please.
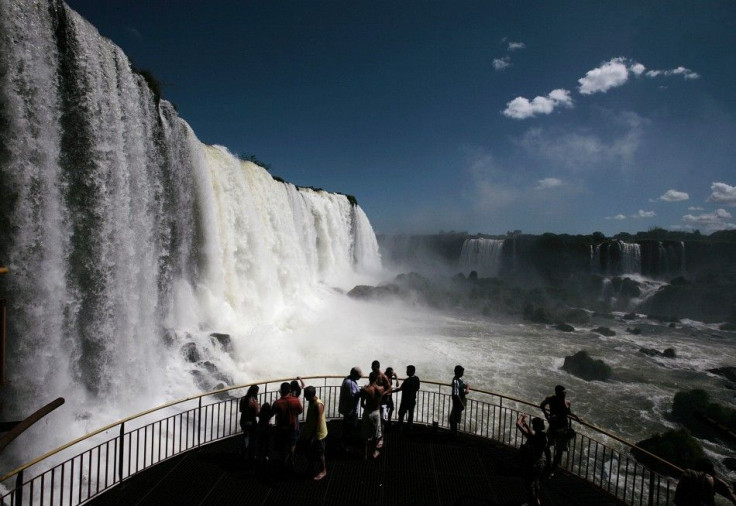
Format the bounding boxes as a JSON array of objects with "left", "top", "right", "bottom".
[
  {"left": 578, "top": 58, "right": 699, "bottom": 95},
  {"left": 507, "top": 41, "right": 526, "bottom": 51},
  {"left": 502, "top": 89, "right": 573, "bottom": 120},
  {"left": 658, "top": 189, "right": 689, "bottom": 202},
  {"left": 493, "top": 56, "right": 511, "bottom": 71},
  {"left": 707, "top": 182, "right": 736, "bottom": 206},
  {"left": 606, "top": 214, "right": 627, "bottom": 220},
  {"left": 535, "top": 177, "right": 563, "bottom": 190},
  {"left": 646, "top": 66, "right": 700, "bottom": 80},
  {"left": 682, "top": 208, "right": 736, "bottom": 232},
  {"left": 578, "top": 57, "right": 633, "bottom": 95},
  {"left": 631, "top": 210, "right": 656, "bottom": 219}
]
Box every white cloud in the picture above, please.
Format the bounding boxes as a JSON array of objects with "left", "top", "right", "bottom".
[
  {"left": 579, "top": 58, "right": 699, "bottom": 95},
  {"left": 688, "top": 206, "right": 704, "bottom": 211},
  {"left": 606, "top": 214, "right": 627, "bottom": 220},
  {"left": 682, "top": 208, "right": 736, "bottom": 232},
  {"left": 493, "top": 57, "right": 511, "bottom": 71},
  {"left": 647, "top": 66, "right": 700, "bottom": 80},
  {"left": 578, "top": 57, "right": 631, "bottom": 95},
  {"left": 658, "top": 189, "right": 689, "bottom": 202},
  {"left": 507, "top": 41, "right": 526, "bottom": 51},
  {"left": 630, "top": 63, "right": 646, "bottom": 76},
  {"left": 535, "top": 178, "right": 563, "bottom": 190},
  {"left": 502, "top": 89, "right": 573, "bottom": 119},
  {"left": 631, "top": 210, "right": 656, "bottom": 219},
  {"left": 707, "top": 182, "right": 736, "bottom": 206}
]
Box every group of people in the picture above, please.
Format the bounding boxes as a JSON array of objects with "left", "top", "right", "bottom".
[
  {"left": 338, "top": 361, "right": 422, "bottom": 459},
  {"left": 239, "top": 377, "right": 328, "bottom": 481},
  {"left": 241, "top": 366, "right": 735, "bottom": 505}
]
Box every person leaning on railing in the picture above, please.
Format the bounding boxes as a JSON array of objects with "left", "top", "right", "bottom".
[
  {"left": 674, "top": 459, "right": 736, "bottom": 505},
  {"left": 539, "top": 385, "right": 580, "bottom": 474}
]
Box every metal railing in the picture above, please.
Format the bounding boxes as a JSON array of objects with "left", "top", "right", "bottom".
[{"left": 1, "top": 376, "right": 680, "bottom": 505}]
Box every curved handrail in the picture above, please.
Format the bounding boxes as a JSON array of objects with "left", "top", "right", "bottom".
[{"left": 1, "top": 376, "right": 680, "bottom": 482}]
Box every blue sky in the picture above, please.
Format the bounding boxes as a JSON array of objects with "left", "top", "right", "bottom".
[{"left": 66, "top": 1, "right": 736, "bottom": 236}]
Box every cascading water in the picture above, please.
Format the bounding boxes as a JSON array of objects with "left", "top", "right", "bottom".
[
  {"left": 0, "top": 0, "right": 381, "bottom": 467},
  {"left": 592, "top": 240, "right": 642, "bottom": 276},
  {"left": 458, "top": 238, "right": 504, "bottom": 277}
]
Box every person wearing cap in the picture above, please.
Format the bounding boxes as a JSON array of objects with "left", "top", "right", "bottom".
[{"left": 540, "top": 385, "right": 580, "bottom": 473}]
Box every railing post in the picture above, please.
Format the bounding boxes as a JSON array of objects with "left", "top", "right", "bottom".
[
  {"left": 197, "top": 397, "right": 202, "bottom": 447},
  {"left": 118, "top": 422, "right": 124, "bottom": 484},
  {"left": 14, "top": 469, "right": 23, "bottom": 506},
  {"left": 648, "top": 471, "right": 655, "bottom": 506}
]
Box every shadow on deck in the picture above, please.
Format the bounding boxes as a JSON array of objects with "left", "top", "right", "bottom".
[{"left": 89, "top": 420, "right": 624, "bottom": 506}]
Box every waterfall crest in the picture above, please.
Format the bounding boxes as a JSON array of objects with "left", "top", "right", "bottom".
[
  {"left": 459, "top": 238, "right": 505, "bottom": 277},
  {"left": 0, "top": 0, "right": 381, "bottom": 456}
]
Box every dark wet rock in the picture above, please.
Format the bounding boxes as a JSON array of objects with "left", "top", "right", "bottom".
[
  {"left": 724, "top": 457, "right": 736, "bottom": 472},
  {"left": 709, "top": 367, "right": 736, "bottom": 383},
  {"left": 593, "top": 312, "right": 616, "bottom": 320},
  {"left": 721, "top": 323, "right": 736, "bottom": 332},
  {"left": 648, "top": 314, "right": 680, "bottom": 323},
  {"left": 626, "top": 327, "right": 642, "bottom": 335},
  {"left": 672, "top": 389, "right": 736, "bottom": 441},
  {"left": 348, "top": 284, "right": 401, "bottom": 299},
  {"left": 668, "top": 322, "right": 677, "bottom": 328},
  {"left": 623, "top": 312, "right": 638, "bottom": 320},
  {"left": 523, "top": 304, "right": 554, "bottom": 324},
  {"left": 639, "top": 347, "right": 677, "bottom": 358},
  {"left": 592, "top": 326, "right": 616, "bottom": 337},
  {"left": 181, "top": 342, "right": 201, "bottom": 363},
  {"left": 562, "top": 308, "right": 590, "bottom": 324},
  {"left": 632, "top": 429, "right": 705, "bottom": 477},
  {"left": 561, "top": 350, "right": 612, "bottom": 381},
  {"left": 554, "top": 323, "right": 575, "bottom": 332},
  {"left": 210, "top": 332, "right": 233, "bottom": 353}
]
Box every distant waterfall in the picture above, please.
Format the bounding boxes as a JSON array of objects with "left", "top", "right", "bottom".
[
  {"left": 459, "top": 239, "right": 505, "bottom": 277},
  {"left": 592, "top": 241, "right": 641, "bottom": 276},
  {"left": 0, "top": 0, "right": 381, "bottom": 448}
]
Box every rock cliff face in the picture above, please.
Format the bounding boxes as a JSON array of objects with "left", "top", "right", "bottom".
[{"left": 377, "top": 231, "right": 736, "bottom": 323}]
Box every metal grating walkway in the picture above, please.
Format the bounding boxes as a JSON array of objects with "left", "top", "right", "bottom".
[{"left": 89, "top": 421, "right": 625, "bottom": 506}]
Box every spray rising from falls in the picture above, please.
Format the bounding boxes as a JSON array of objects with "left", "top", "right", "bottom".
[{"left": 0, "top": 0, "right": 381, "bottom": 462}]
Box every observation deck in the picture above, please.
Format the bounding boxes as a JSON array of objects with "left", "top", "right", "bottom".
[{"left": 1, "top": 376, "right": 679, "bottom": 505}]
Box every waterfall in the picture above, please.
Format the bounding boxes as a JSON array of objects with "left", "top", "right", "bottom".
[
  {"left": 459, "top": 238, "right": 505, "bottom": 277},
  {"left": 0, "top": 0, "right": 381, "bottom": 462},
  {"left": 592, "top": 240, "right": 641, "bottom": 276}
]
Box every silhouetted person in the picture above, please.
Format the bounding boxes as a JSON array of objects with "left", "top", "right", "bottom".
[
  {"left": 338, "top": 367, "right": 362, "bottom": 447},
  {"left": 675, "top": 459, "right": 736, "bottom": 505},
  {"left": 239, "top": 385, "right": 261, "bottom": 463},
  {"left": 540, "top": 385, "right": 579, "bottom": 473},
  {"left": 516, "top": 414, "right": 550, "bottom": 506},
  {"left": 361, "top": 371, "right": 385, "bottom": 459},
  {"left": 272, "top": 382, "right": 303, "bottom": 471},
  {"left": 449, "top": 365, "right": 469, "bottom": 435},
  {"left": 381, "top": 366, "right": 398, "bottom": 427},
  {"left": 300, "top": 386, "right": 328, "bottom": 480},
  {"left": 396, "top": 365, "right": 420, "bottom": 431},
  {"left": 256, "top": 402, "right": 273, "bottom": 464}
]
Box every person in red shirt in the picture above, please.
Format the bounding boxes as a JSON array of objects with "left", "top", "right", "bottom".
[{"left": 272, "top": 382, "right": 303, "bottom": 470}]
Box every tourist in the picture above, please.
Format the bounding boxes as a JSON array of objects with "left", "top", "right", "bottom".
[
  {"left": 300, "top": 386, "right": 328, "bottom": 480},
  {"left": 539, "top": 385, "right": 579, "bottom": 473},
  {"left": 449, "top": 365, "right": 469, "bottom": 435},
  {"left": 361, "top": 371, "right": 385, "bottom": 459},
  {"left": 272, "top": 382, "right": 303, "bottom": 471},
  {"left": 381, "top": 366, "right": 399, "bottom": 427},
  {"left": 338, "top": 367, "right": 362, "bottom": 446},
  {"left": 396, "top": 365, "right": 421, "bottom": 431},
  {"left": 239, "top": 385, "right": 260, "bottom": 463},
  {"left": 516, "top": 414, "right": 550, "bottom": 506},
  {"left": 675, "top": 459, "right": 736, "bottom": 505},
  {"left": 290, "top": 377, "right": 305, "bottom": 399},
  {"left": 256, "top": 402, "right": 273, "bottom": 464}
]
